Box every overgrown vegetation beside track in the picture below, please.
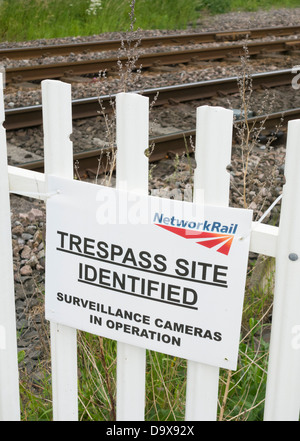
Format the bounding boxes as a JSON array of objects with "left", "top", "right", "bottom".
[
  {"left": 0, "top": 0, "right": 198, "bottom": 41},
  {"left": 0, "top": 0, "right": 299, "bottom": 42},
  {"left": 201, "top": 0, "right": 300, "bottom": 14}
]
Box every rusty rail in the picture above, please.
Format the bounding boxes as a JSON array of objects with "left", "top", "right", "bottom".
[
  {"left": 4, "top": 68, "right": 295, "bottom": 131},
  {"left": 16, "top": 107, "right": 299, "bottom": 177},
  {"left": 5, "top": 38, "right": 300, "bottom": 84},
  {"left": 1, "top": 24, "right": 300, "bottom": 60}
]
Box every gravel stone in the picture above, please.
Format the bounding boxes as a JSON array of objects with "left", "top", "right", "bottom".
[{"left": 19, "top": 264, "right": 33, "bottom": 276}]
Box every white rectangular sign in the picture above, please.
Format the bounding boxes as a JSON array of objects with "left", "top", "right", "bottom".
[{"left": 45, "top": 176, "right": 252, "bottom": 370}]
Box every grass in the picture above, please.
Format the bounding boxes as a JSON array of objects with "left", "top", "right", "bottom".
[
  {"left": 18, "top": 292, "right": 271, "bottom": 421},
  {"left": 200, "top": 0, "right": 300, "bottom": 14},
  {"left": 0, "top": 0, "right": 201, "bottom": 42},
  {"left": 0, "top": 0, "right": 300, "bottom": 42}
]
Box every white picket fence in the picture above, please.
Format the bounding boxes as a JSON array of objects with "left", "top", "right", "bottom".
[{"left": 1, "top": 75, "right": 300, "bottom": 421}]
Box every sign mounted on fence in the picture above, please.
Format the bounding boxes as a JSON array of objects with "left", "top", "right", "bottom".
[{"left": 45, "top": 176, "right": 252, "bottom": 370}]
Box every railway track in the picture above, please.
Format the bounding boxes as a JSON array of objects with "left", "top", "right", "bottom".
[
  {"left": 14, "top": 106, "right": 298, "bottom": 178},
  {"left": 4, "top": 68, "right": 296, "bottom": 131},
  {"left": 4, "top": 36, "right": 300, "bottom": 84},
  {"left": 4, "top": 18, "right": 298, "bottom": 177},
  {"left": 2, "top": 24, "right": 300, "bottom": 61}
]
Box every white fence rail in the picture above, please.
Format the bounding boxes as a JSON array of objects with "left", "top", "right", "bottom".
[{"left": 0, "top": 75, "right": 299, "bottom": 421}]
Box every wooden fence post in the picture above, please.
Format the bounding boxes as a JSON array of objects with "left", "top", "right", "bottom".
[
  {"left": 0, "top": 73, "right": 21, "bottom": 421},
  {"left": 264, "top": 119, "right": 300, "bottom": 421},
  {"left": 42, "top": 79, "right": 78, "bottom": 421},
  {"left": 115, "top": 92, "right": 149, "bottom": 421},
  {"left": 185, "top": 105, "right": 233, "bottom": 421}
]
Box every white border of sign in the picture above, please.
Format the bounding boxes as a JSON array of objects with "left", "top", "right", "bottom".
[{"left": 45, "top": 176, "right": 252, "bottom": 370}]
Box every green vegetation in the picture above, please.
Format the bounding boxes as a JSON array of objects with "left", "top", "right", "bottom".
[
  {"left": 19, "top": 293, "right": 271, "bottom": 421},
  {"left": 0, "top": 0, "right": 299, "bottom": 42},
  {"left": 0, "top": 0, "right": 200, "bottom": 42},
  {"left": 200, "top": 0, "right": 300, "bottom": 14}
]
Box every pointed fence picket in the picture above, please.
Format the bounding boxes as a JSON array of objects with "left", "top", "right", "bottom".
[
  {"left": 263, "top": 119, "right": 300, "bottom": 420},
  {"left": 115, "top": 92, "right": 149, "bottom": 421},
  {"left": 42, "top": 80, "right": 78, "bottom": 421},
  {"left": 185, "top": 105, "right": 233, "bottom": 421},
  {"left": 0, "top": 73, "right": 20, "bottom": 422},
  {"left": 0, "top": 75, "right": 299, "bottom": 421}
]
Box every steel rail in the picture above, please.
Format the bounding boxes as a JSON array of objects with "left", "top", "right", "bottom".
[
  {"left": 16, "top": 107, "right": 299, "bottom": 176},
  {"left": 4, "top": 38, "right": 300, "bottom": 84},
  {"left": 4, "top": 68, "right": 295, "bottom": 131},
  {"left": 1, "top": 25, "right": 300, "bottom": 60}
]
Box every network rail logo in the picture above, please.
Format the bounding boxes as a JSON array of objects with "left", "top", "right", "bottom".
[{"left": 153, "top": 212, "right": 238, "bottom": 256}]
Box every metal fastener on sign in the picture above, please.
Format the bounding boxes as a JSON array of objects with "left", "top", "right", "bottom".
[{"left": 288, "top": 253, "right": 298, "bottom": 261}]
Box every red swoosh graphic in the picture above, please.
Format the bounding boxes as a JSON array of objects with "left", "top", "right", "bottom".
[{"left": 155, "top": 224, "right": 234, "bottom": 255}]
